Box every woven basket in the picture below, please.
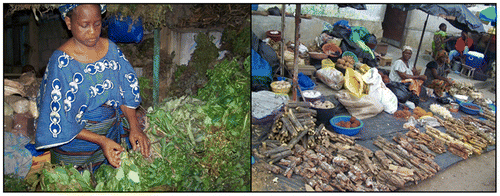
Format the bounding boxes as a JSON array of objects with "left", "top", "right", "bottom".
[
  {"left": 342, "top": 51, "right": 359, "bottom": 62},
  {"left": 322, "top": 43, "right": 342, "bottom": 57},
  {"left": 309, "top": 52, "right": 329, "bottom": 60},
  {"left": 270, "top": 81, "right": 291, "bottom": 94}
]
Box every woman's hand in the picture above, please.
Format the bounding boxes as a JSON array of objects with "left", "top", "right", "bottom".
[
  {"left": 76, "top": 129, "right": 124, "bottom": 168},
  {"left": 129, "top": 128, "right": 151, "bottom": 158},
  {"left": 101, "top": 138, "right": 125, "bottom": 168},
  {"left": 119, "top": 105, "right": 151, "bottom": 158}
]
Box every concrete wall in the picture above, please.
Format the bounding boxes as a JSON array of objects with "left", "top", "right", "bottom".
[
  {"left": 403, "top": 10, "right": 462, "bottom": 53},
  {"left": 252, "top": 15, "right": 326, "bottom": 47},
  {"left": 161, "top": 28, "right": 224, "bottom": 65},
  {"left": 252, "top": 4, "right": 386, "bottom": 47}
]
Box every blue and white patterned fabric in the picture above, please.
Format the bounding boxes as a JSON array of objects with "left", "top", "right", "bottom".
[
  {"left": 35, "top": 39, "right": 140, "bottom": 151},
  {"left": 58, "top": 4, "right": 107, "bottom": 20}
]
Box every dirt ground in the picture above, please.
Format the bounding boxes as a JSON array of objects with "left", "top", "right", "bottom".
[{"left": 251, "top": 44, "right": 497, "bottom": 192}]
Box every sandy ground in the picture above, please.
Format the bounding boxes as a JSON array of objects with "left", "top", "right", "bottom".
[{"left": 251, "top": 44, "right": 497, "bottom": 192}]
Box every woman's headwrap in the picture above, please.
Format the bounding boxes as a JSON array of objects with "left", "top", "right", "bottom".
[
  {"left": 402, "top": 45, "right": 413, "bottom": 53},
  {"left": 59, "top": 4, "right": 107, "bottom": 20},
  {"left": 435, "top": 49, "right": 449, "bottom": 62}
]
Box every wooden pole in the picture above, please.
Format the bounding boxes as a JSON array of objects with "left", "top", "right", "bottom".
[
  {"left": 280, "top": 4, "right": 286, "bottom": 77},
  {"left": 413, "top": 14, "right": 429, "bottom": 69},
  {"left": 292, "top": 4, "right": 301, "bottom": 102},
  {"left": 153, "top": 28, "right": 160, "bottom": 106}
]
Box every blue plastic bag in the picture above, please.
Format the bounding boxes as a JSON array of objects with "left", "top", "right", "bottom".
[
  {"left": 251, "top": 49, "right": 272, "bottom": 85},
  {"left": 298, "top": 72, "right": 314, "bottom": 88},
  {"left": 106, "top": 14, "right": 144, "bottom": 43}
]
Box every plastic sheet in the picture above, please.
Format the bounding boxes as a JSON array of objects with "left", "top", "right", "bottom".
[
  {"left": 316, "top": 67, "right": 344, "bottom": 90},
  {"left": 4, "top": 132, "right": 32, "bottom": 178},
  {"left": 253, "top": 96, "right": 495, "bottom": 191},
  {"left": 106, "top": 14, "right": 144, "bottom": 43},
  {"left": 252, "top": 90, "right": 289, "bottom": 119}
]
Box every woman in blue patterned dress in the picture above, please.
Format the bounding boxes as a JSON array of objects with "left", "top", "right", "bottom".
[{"left": 35, "top": 4, "right": 150, "bottom": 170}]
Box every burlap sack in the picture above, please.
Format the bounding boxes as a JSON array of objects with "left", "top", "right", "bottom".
[{"left": 335, "top": 90, "right": 384, "bottom": 120}]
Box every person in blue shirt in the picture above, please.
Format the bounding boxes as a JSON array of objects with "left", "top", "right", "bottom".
[{"left": 35, "top": 4, "right": 150, "bottom": 171}]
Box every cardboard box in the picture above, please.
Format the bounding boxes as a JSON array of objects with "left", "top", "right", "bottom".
[
  {"left": 31, "top": 151, "right": 51, "bottom": 171},
  {"left": 379, "top": 56, "right": 393, "bottom": 66},
  {"left": 286, "top": 64, "right": 316, "bottom": 76},
  {"left": 375, "top": 43, "right": 388, "bottom": 55}
]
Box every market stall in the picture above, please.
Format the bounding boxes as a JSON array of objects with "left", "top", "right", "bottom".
[
  {"left": 251, "top": 14, "right": 495, "bottom": 189},
  {"left": 4, "top": 4, "right": 251, "bottom": 192},
  {"left": 252, "top": 84, "right": 495, "bottom": 191}
]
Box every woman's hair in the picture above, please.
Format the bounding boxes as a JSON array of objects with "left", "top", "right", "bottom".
[
  {"left": 66, "top": 9, "right": 74, "bottom": 19},
  {"left": 439, "top": 23, "right": 447, "bottom": 30},
  {"left": 435, "top": 49, "right": 448, "bottom": 61}
]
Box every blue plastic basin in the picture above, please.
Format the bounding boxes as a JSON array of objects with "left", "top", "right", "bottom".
[
  {"left": 459, "top": 102, "right": 481, "bottom": 115},
  {"left": 329, "top": 115, "right": 363, "bottom": 136}
]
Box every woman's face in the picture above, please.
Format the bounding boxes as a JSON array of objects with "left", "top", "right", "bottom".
[
  {"left": 66, "top": 4, "right": 102, "bottom": 48},
  {"left": 440, "top": 25, "right": 447, "bottom": 32},
  {"left": 402, "top": 50, "right": 412, "bottom": 61},
  {"left": 438, "top": 55, "right": 448, "bottom": 64}
]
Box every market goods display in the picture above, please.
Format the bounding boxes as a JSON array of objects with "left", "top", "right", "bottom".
[
  {"left": 459, "top": 102, "right": 481, "bottom": 115},
  {"left": 322, "top": 43, "right": 342, "bottom": 57},
  {"left": 448, "top": 81, "right": 484, "bottom": 102},
  {"left": 429, "top": 104, "right": 452, "bottom": 119},
  {"left": 267, "top": 101, "right": 317, "bottom": 146},
  {"left": 309, "top": 52, "right": 329, "bottom": 60},
  {"left": 9, "top": 56, "right": 251, "bottom": 192},
  {"left": 393, "top": 109, "right": 412, "bottom": 120},
  {"left": 335, "top": 116, "right": 361, "bottom": 128},
  {"left": 336, "top": 55, "right": 356, "bottom": 70},
  {"left": 258, "top": 124, "right": 441, "bottom": 191},
  {"left": 344, "top": 68, "right": 366, "bottom": 98},
  {"left": 316, "top": 67, "right": 344, "bottom": 90},
  {"left": 412, "top": 107, "right": 433, "bottom": 119},
  {"left": 373, "top": 135, "right": 440, "bottom": 184},
  {"left": 4, "top": 73, "right": 40, "bottom": 142},
  {"left": 4, "top": 79, "right": 26, "bottom": 97},
  {"left": 256, "top": 99, "right": 495, "bottom": 191},
  {"left": 271, "top": 80, "right": 292, "bottom": 94},
  {"left": 312, "top": 100, "right": 335, "bottom": 109},
  {"left": 406, "top": 127, "right": 446, "bottom": 154}
]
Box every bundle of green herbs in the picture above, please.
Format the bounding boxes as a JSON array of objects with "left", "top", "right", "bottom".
[
  {"left": 146, "top": 56, "right": 251, "bottom": 191},
  {"left": 10, "top": 55, "right": 250, "bottom": 192}
]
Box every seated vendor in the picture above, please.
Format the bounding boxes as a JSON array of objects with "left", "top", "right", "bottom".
[
  {"left": 449, "top": 31, "right": 473, "bottom": 64},
  {"left": 423, "top": 50, "right": 452, "bottom": 97},
  {"left": 389, "top": 46, "right": 427, "bottom": 83}
]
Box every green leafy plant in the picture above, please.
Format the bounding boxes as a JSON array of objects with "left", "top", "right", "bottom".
[
  {"left": 189, "top": 33, "right": 220, "bottom": 78},
  {"left": 24, "top": 162, "right": 93, "bottom": 191},
  {"left": 138, "top": 76, "right": 153, "bottom": 104},
  {"left": 3, "top": 174, "right": 29, "bottom": 191},
  {"left": 16, "top": 56, "right": 250, "bottom": 192},
  {"left": 221, "top": 24, "right": 251, "bottom": 58}
]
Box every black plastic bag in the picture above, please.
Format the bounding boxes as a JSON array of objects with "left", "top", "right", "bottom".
[
  {"left": 386, "top": 82, "right": 412, "bottom": 103},
  {"left": 252, "top": 31, "right": 280, "bottom": 73},
  {"left": 408, "top": 93, "right": 420, "bottom": 106},
  {"left": 268, "top": 6, "right": 281, "bottom": 16}
]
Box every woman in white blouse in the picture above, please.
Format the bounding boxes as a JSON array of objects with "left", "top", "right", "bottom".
[{"left": 389, "top": 46, "right": 427, "bottom": 82}]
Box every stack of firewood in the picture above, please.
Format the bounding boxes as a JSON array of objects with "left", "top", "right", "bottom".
[{"left": 268, "top": 101, "right": 317, "bottom": 146}]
